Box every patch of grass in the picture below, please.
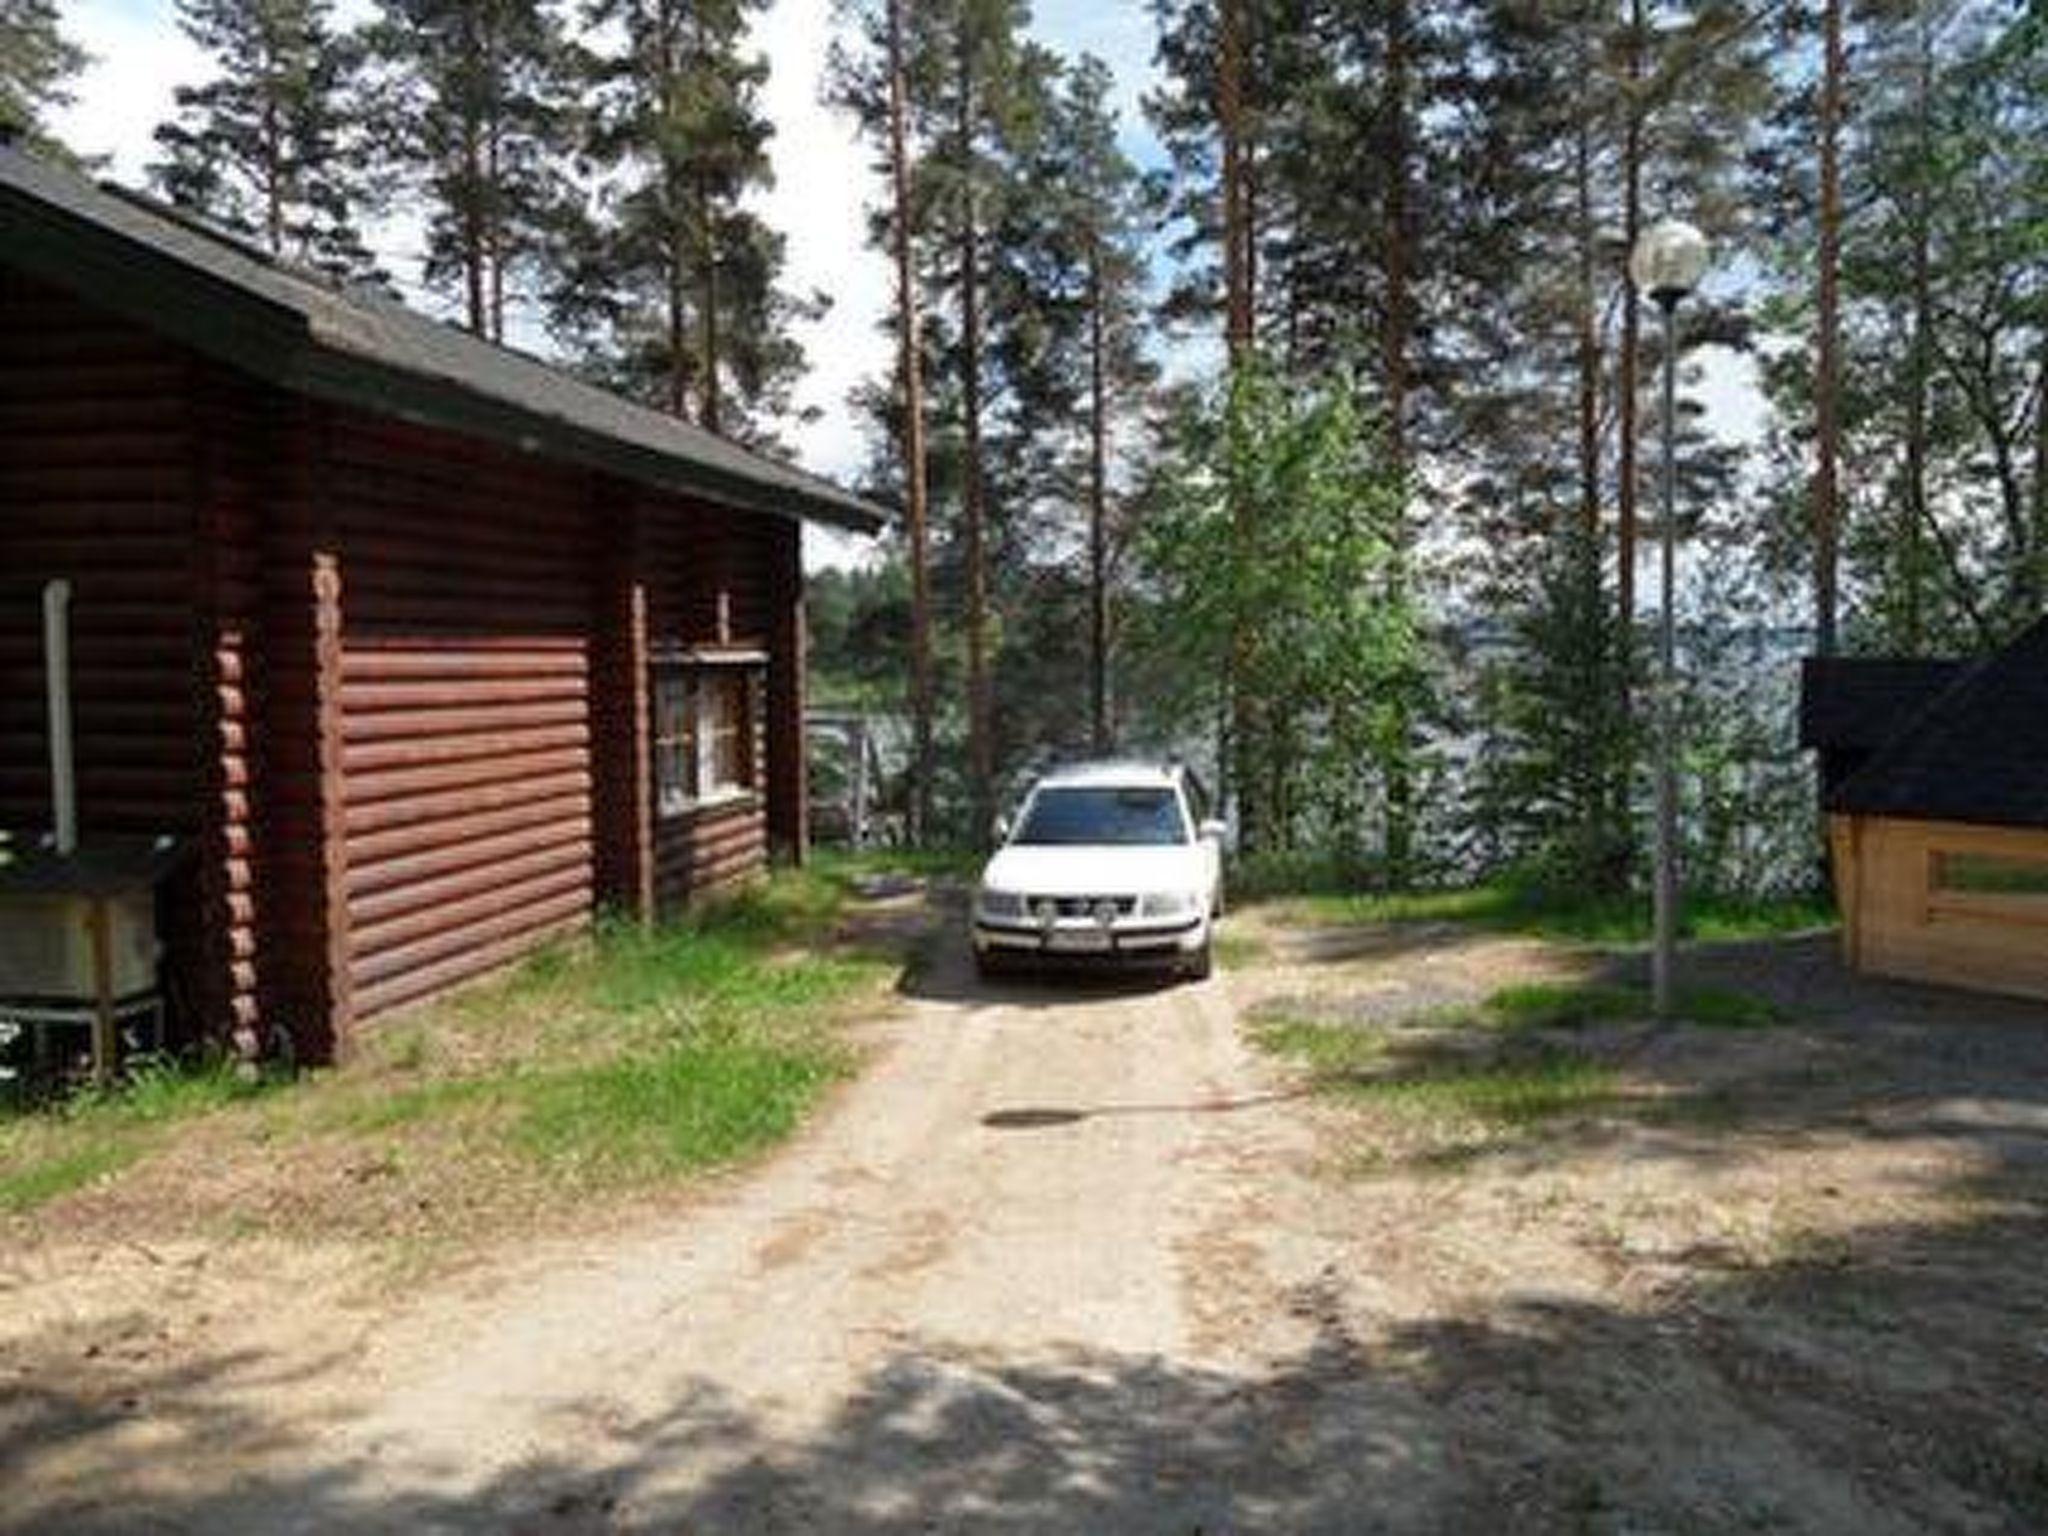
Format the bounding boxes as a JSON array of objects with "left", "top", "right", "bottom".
[
  {"left": 1291, "top": 881, "right": 1834, "bottom": 945},
  {"left": 0, "top": 1054, "right": 271, "bottom": 1214},
  {"left": 0, "top": 1140, "right": 145, "bottom": 1213},
  {"left": 2, "top": 867, "right": 904, "bottom": 1227},
  {"left": 1212, "top": 929, "right": 1270, "bottom": 969},
  {"left": 1349, "top": 1053, "right": 1620, "bottom": 1126},
  {"left": 1486, "top": 982, "right": 1645, "bottom": 1030},
  {"left": 514, "top": 1028, "right": 849, "bottom": 1180},
  {"left": 1254, "top": 1015, "right": 1619, "bottom": 1130},
  {"left": 1482, "top": 980, "right": 1786, "bottom": 1031}
]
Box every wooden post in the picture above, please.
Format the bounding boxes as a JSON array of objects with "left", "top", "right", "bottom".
[
  {"left": 255, "top": 400, "right": 353, "bottom": 1065},
  {"left": 594, "top": 490, "right": 655, "bottom": 923},
  {"left": 765, "top": 519, "right": 807, "bottom": 864}
]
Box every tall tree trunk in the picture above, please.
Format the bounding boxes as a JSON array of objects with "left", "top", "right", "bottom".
[
  {"left": 1618, "top": 0, "right": 1645, "bottom": 635},
  {"left": 1813, "top": 0, "right": 1845, "bottom": 654},
  {"left": 666, "top": 211, "right": 689, "bottom": 417},
  {"left": 260, "top": 88, "right": 284, "bottom": 256},
  {"left": 957, "top": 41, "right": 994, "bottom": 845},
  {"left": 1218, "top": 0, "right": 1253, "bottom": 365},
  {"left": 699, "top": 181, "right": 722, "bottom": 433},
  {"left": 1574, "top": 101, "right": 1599, "bottom": 537},
  {"left": 886, "top": 0, "right": 934, "bottom": 843},
  {"left": 1218, "top": 0, "right": 1258, "bottom": 843},
  {"left": 463, "top": 119, "right": 487, "bottom": 335},
  {"left": 1087, "top": 236, "right": 1111, "bottom": 755},
  {"left": 485, "top": 100, "right": 505, "bottom": 343},
  {"left": 1901, "top": 17, "right": 1934, "bottom": 651},
  {"left": 1381, "top": 0, "right": 1415, "bottom": 886}
]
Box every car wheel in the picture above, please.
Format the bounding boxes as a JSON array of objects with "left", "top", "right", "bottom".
[
  {"left": 1184, "top": 941, "right": 1213, "bottom": 982},
  {"left": 974, "top": 948, "right": 1008, "bottom": 982}
]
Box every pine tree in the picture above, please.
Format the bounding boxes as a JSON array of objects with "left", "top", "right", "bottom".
[
  {"left": 1029, "top": 56, "right": 1154, "bottom": 753},
  {"left": 152, "top": 0, "right": 381, "bottom": 279},
  {"left": 359, "top": 0, "right": 580, "bottom": 341},
  {"left": 827, "top": 0, "right": 941, "bottom": 838},
  {"left": 0, "top": 0, "right": 90, "bottom": 155},
  {"left": 561, "top": 0, "right": 818, "bottom": 441}
]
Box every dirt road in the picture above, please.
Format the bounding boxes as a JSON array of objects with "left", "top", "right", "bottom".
[{"left": 8, "top": 936, "right": 1416, "bottom": 1534}]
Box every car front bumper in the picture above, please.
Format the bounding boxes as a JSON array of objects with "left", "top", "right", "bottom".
[{"left": 972, "top": 914, "right": 1206, "bottom": 964}]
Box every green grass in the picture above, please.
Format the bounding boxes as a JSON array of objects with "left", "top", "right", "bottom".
[
  {"left": 1253, "top": 1017, "right": 1618, "bottom": 1129},
  {"left": 0, "top": 1055, "right": 269, "bottom": 1215},
  {"left": 1482, "top": 980, "right": 1784, "bottom": 1031},
  {"left": 1288, "top": 881, "right": 1835, "bottom": 945},
  {"left": 515, "top": 1028, "right": 849, "bottom": 1179},
  {"left": 1213, "top": 929, "right": 1271, "bottom": 969},
  {"left": 0, "top": 1140, "right": 145, "bottom": 1213},
  {"left": 2, "top": 867, "right": 899, "bottom": 1220}
]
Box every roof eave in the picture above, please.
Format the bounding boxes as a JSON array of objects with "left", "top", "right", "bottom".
[{"left": 1, "top": 168, "right": 888, "bottom": 536}]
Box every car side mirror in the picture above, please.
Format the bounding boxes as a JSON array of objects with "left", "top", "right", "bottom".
[
  {"left": 1199, "top": 818, "right": 1228, "bottom": 842},
  {"left": 992, "top": 814, "right": 1011, "bottom": 843}
]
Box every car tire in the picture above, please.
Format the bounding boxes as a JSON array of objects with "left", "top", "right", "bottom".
[
  {"left": 1184, "top": 940, "right": 1213, "bottom": 982},
  {"left": 974, "top": 948, "right": 1008, "bottom": 982}
]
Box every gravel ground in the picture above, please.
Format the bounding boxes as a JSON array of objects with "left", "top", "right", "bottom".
[{"left": 5, "top": 906, "right": 2047, "bottom": 1534}]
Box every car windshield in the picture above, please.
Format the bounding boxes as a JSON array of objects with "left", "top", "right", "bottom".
[{"left": 1013, "top": 786, "right": 1187, "bottom": 847}]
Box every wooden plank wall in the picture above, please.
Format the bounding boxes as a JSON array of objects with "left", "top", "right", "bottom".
[
  {"left": 1833, "top": 813, "right": 2048, "bottom": 1003},
  {"left": 644, "top": 500, "right": 773, "bottom": 906},
  {"left": 0, "top": 270, "right": 213, "bottom": 1021},
  {"left": 328, "top": 413, "right": 598, "bottom": 1021}
]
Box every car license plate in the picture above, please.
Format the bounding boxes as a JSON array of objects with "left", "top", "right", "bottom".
[{"left": 1048, "top": 927, "right": 1113, "bottom": 953}]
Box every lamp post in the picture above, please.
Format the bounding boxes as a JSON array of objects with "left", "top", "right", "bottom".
[{"left": 1628, "top": 218, "right": 1708, "bottom": 1021}]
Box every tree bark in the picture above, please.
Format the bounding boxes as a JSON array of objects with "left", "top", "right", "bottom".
[
  {"left": 1813, "top": 0, "right": 1845, "bottom": 655},
  {"left": 957, "top": 36, "right": 994, "bottom": 845},
  {"left": 1087, "top": 236, "right": 1111, "bottom": 755},
  {"left": 1219, "top": 0, "right": 1253, "bottom": 365},
  {"left": 1901, "top": 16, "right": 1933, "bottom": 651},
  {"left": 1219, "top": 0, "right": 1258, "bottom": 844},
  {"left": 886, "top": 0, "right": 934, "bottom": 843},
  {"left": 1574, "top": 100, "right": 1599, "bottom": 537},
  {"left": 1618, "top": 0, "right": 1645, "bottom": 633},
  {"left": 1381, "top": 0, "right": 1415, "bottom": 885}
]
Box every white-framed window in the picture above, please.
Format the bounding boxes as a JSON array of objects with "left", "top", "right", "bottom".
[{"left": 653, "top": 660, "right": 759, "bottom": 817}]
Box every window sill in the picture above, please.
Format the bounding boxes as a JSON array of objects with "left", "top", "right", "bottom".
[{"left": 659, "top": 789, "right": 760, "bottom": 822}]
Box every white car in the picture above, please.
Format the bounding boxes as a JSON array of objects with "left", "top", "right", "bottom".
[{"left": 972, "top": 762, "right": 1225, "bottom": 981}]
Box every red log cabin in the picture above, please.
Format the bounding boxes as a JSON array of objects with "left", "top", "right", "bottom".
[{"left": 0, "top": 146, "right": 886, "bottom": 1064}]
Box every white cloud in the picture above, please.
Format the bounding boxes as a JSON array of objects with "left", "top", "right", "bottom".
[
  {"left": 50, "top": 1, "right": 208, "bottom": 178},
  {"left": 750, "top": 0, "right": 892, "bottom": 487}
]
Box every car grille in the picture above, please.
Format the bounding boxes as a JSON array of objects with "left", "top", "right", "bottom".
[{"left": 1031, "top": 895, "right": 1137, "bottom": 917}]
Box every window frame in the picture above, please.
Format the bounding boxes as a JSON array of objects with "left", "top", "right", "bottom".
[{"left": 650, "top": 651, "right": 764, "bottom": 820}]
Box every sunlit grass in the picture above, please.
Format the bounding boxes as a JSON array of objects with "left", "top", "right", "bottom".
[
  {"left": 1252, "top": 1016, "right": 1618, "bottom": 1130},
  {"left": 1285, "top": 882, "right": 1834, "bottom": 945},
  {"left": 2, "top": 866, "right": 898, "bottom": 1219}
]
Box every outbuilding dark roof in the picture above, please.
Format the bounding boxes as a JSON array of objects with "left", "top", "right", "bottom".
[
  {"left": 1826, "top": 617, "right": 2048, "bottom": 831},
  {"left": 1798, "top": 657, "right": 1964, "bottom": 753},
  {"left": 0, "top": 145, "right": 886, "bottom": 534}
]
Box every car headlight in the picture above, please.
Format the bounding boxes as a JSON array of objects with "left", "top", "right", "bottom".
[
  {"left": 1138, "top": 890, "right": 1201, "bottom": 918},
  {"left": 978, "top": 888, "right": 1025, "bottom": 919}
]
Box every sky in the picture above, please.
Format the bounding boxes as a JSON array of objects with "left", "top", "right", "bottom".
[{"left": 50, "top": 0, "right": 1762, "bottom": 571}]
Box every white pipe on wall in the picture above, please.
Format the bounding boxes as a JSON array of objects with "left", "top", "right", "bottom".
[{"left": 43, "top": 578, "right": 77, "bottom": 855}]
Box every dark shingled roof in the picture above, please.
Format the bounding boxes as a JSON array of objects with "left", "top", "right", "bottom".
[
  {"left": 1827, "top": 616, "right": 2048, "bottom": 831},
  {"left": 1798, "top": 657, "right": 1964, "bottom": 753},
  {"left": 0, "top": 145, "right": 886, "bottom": 534}
]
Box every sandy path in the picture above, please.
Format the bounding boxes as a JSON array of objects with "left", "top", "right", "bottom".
[{"left": 10, "top": 935, "right": 1414, "bottom": 1534}]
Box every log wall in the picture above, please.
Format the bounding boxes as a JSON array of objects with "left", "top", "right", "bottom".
[
  {"left": 1832, "top": 813, "right": 2048, "bottom": 1004},
  {"left": 328, "top": 413, "right": 599, "bottom": 1022}
]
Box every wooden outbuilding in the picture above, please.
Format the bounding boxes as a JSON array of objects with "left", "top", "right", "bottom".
[
  {"left": 1, "top": 147, "right": 886, "bottom": 1063},
  {"left": 1801, "top": 618, "right": 2048, "bottom": 1003}
]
